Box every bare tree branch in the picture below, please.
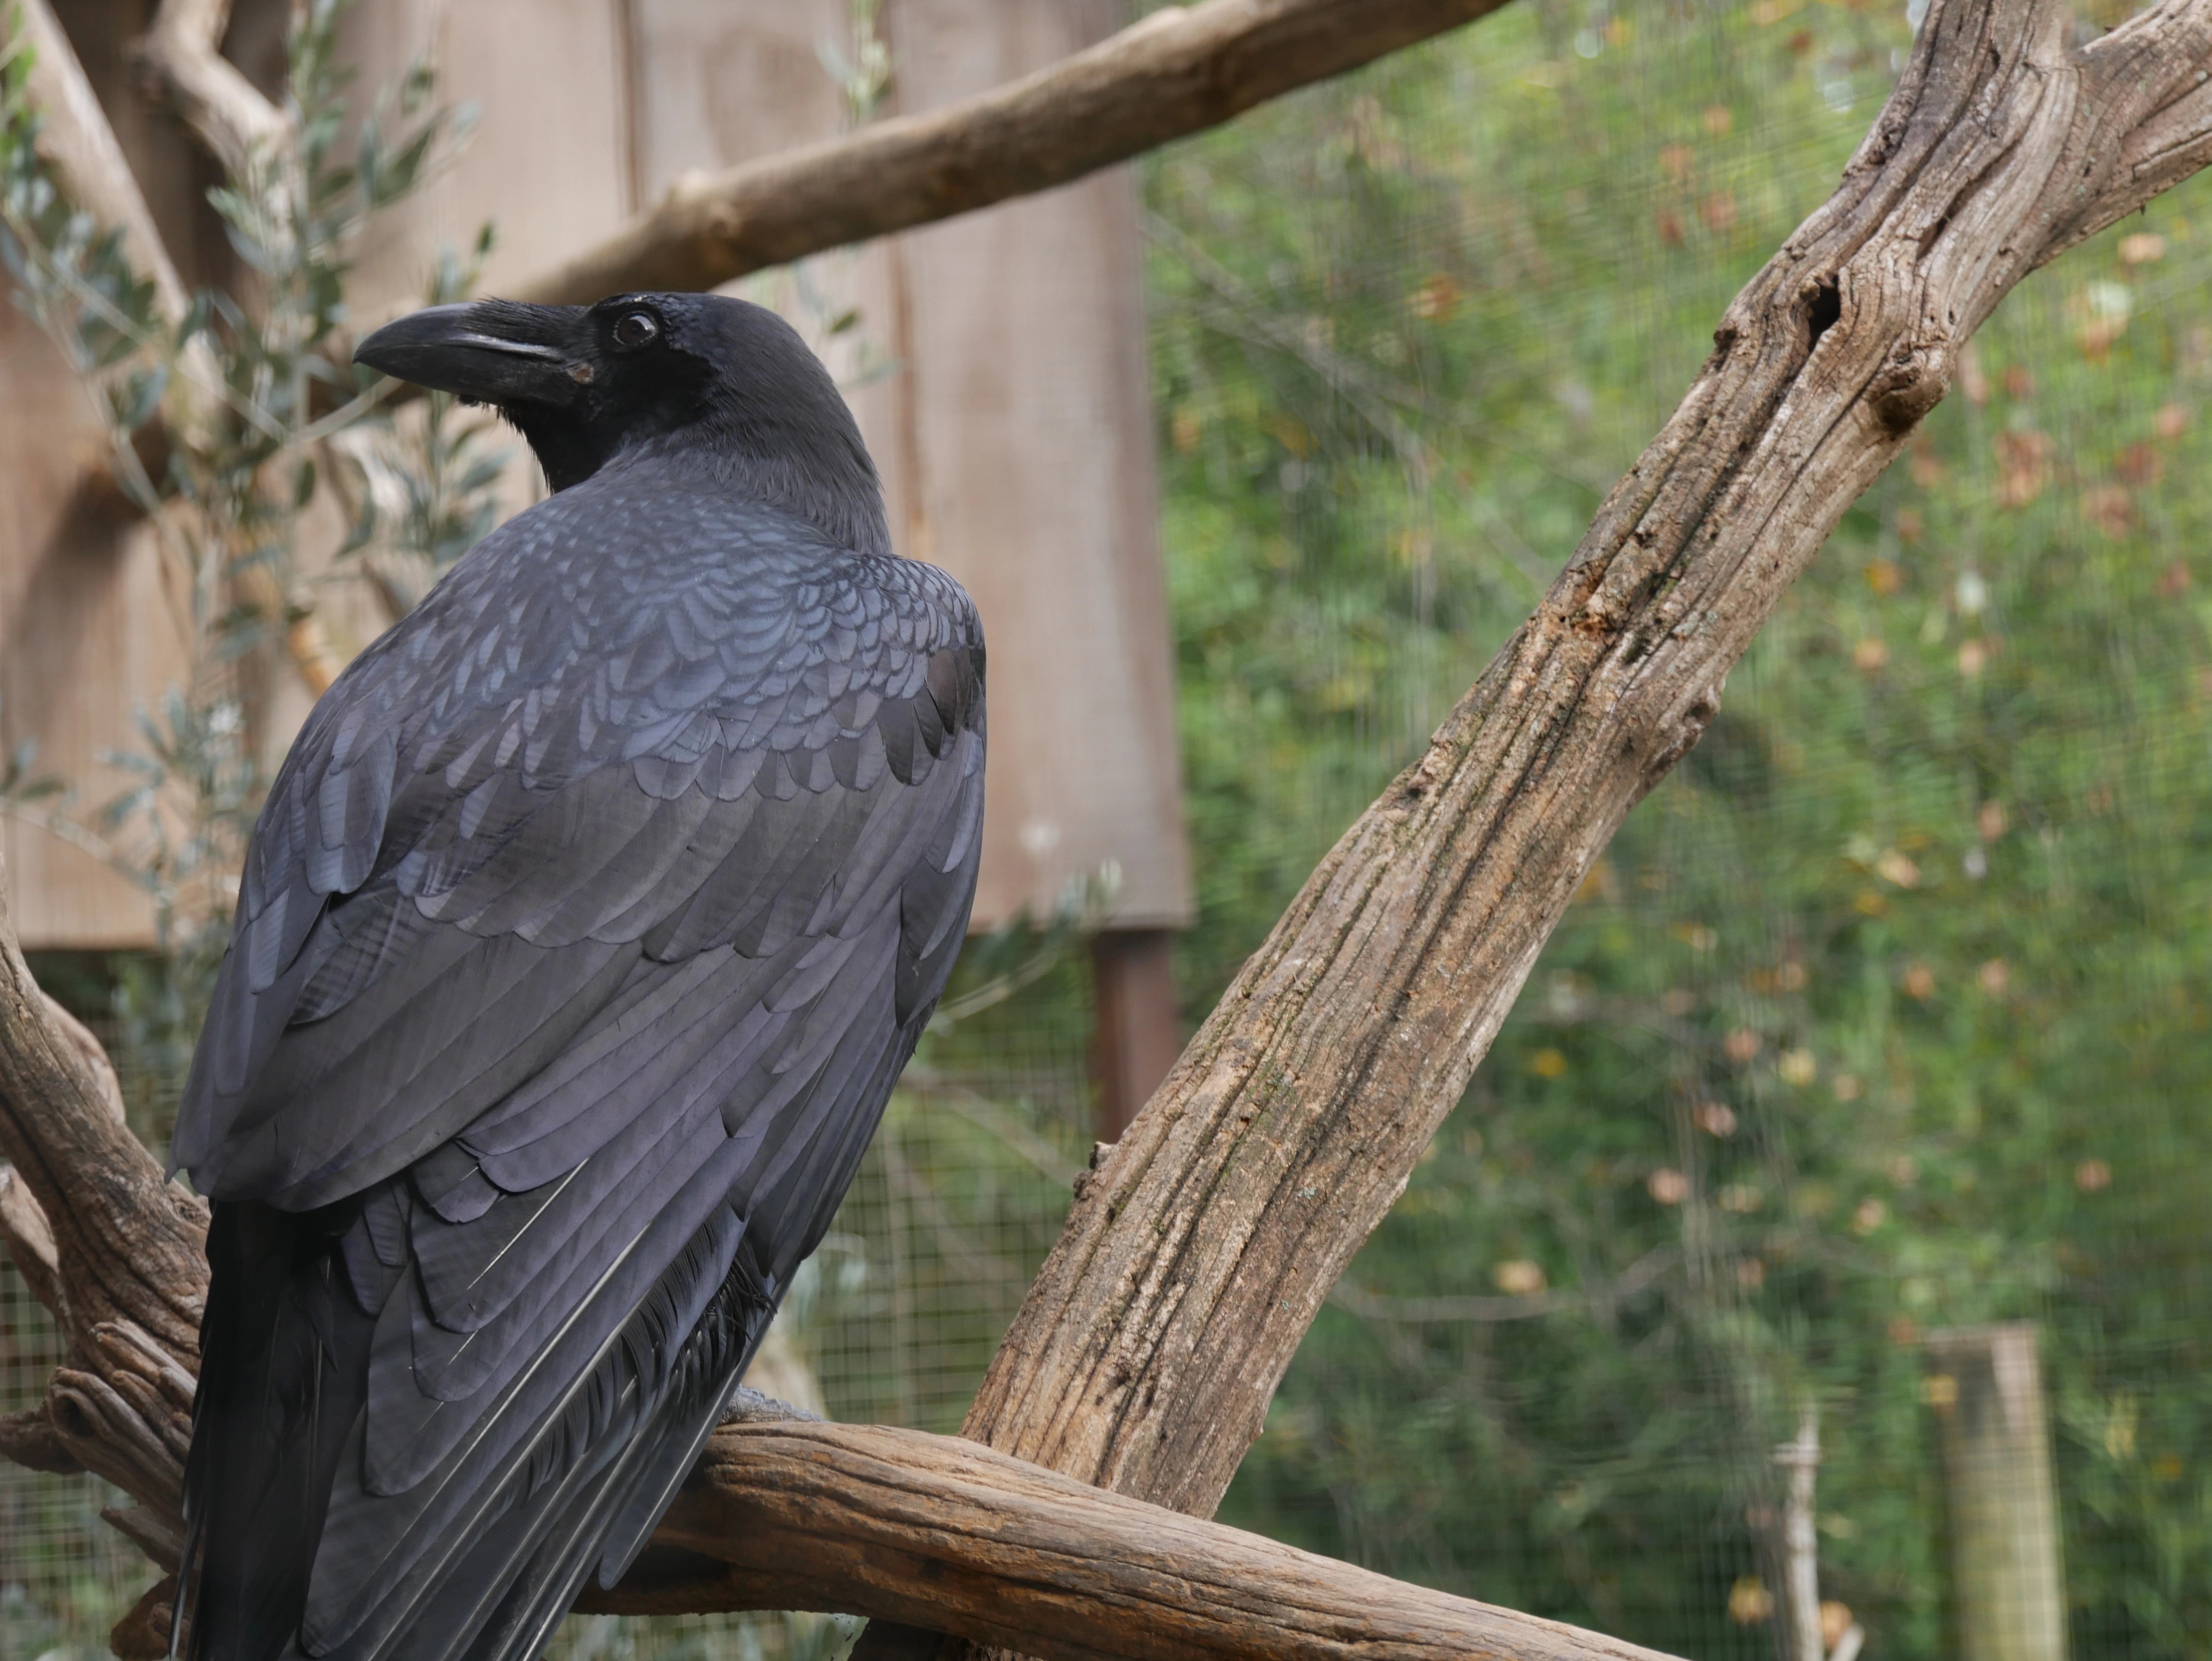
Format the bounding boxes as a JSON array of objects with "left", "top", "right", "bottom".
[
  {"left": 103, "top": 1501, "right": 186, "bottom": 1573},
  {"left": 135, "top": 0, "right": 288, "bottom": 179},
  {"left": 40, "top": 992, "right": 127, "bottom": 1120},
  {"left": 0, "top": 1160, "right": 62, "bottom": 1313},
  {"left": 0, "top": 857, "right": 207, "bottom": 1362},
  {"left": 0, "top": 1405, "right": 81, "bottom": 1476},
  {"left": 12, "top": 1, "right": 362, "bottom": 696},
  {"left": 75, "top": 1389, "right": 1680, "bottom": 1661},
  {"left": 577, "top": 1405, "right": 1681, "bottom": 1661},
  {"left": 506, "top": 0, "right": 1513, "bottom": 304},
  {"left": 13, "top": 0, "right": 188, "bottom": 321},
  {"left": 110, "top": 1576, "right": 178, "bottom": 1661}
]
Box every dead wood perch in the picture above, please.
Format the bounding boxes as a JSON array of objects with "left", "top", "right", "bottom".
[
  {"left": 136, "top": 0, "right": 289, "bottom": 178},
  {"left": 579, "top": 1399, "right": 1680, "bottom": 1661},
  {"left": 507, "top": 0, "right": 1514, "bottom": 304}
]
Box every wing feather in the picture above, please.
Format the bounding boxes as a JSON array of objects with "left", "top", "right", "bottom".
[{"left": 177, "top": 482, "right": 985, "bottom": 1661}]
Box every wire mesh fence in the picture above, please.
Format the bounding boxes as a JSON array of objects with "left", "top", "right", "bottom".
[{"left": 0, "top": 963, "right": 1100, "bottom": 1661}]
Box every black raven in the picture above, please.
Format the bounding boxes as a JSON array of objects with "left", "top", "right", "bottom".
[{"left": 169, "top": 292, "right": 985, "bottom": 1661}]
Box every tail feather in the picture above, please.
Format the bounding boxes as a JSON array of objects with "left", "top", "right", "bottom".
[
  {"left": 182, "top": 1200, "right": 374, "bottom": 1661},
  {"left": 464, "top": 1274, "right": 770, "bottom": 1661},
  {"left": 180, "top": 1193, "right": 772, "bottom": 1661}
]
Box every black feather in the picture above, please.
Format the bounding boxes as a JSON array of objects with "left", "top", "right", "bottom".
[{"left": 175, "top": 292, "right": 984, "bottom": 1661}]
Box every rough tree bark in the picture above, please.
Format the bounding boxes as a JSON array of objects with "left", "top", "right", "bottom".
[
  {"left": 0, "top": 853, "right": 207, "bottom": 1598},
  {"left": 572, "top": 1394, "right": 1677, "bottom": 1661},
  {"left": 7, "top": 0, "right": 2212, "bottom": 1657}
]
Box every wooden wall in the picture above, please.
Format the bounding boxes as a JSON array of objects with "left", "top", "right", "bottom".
[
  {"left": 0, "top": 0, "right": 201, "bottom": 948},
  {"left": 0, "top": 310, "right": 185, "bottom": 947},
  {"left": 0, "top": 0, "right": 1189, "bottom": 946}
]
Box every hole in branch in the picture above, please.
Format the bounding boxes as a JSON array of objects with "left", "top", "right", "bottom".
[
  {"left": 1806, "top": 278, "right": 1843, "bottom": 348},
  {"left": 50, "top": 1393, "right": 97, "bottom": 1440}
]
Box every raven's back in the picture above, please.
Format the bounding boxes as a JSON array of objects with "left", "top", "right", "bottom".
[{"left": 176, "top": 472, "right": 985, "bottom": 1661}]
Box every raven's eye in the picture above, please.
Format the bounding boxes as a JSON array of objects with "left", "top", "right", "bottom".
[{"left": 613, "top": 312, "right": 660, "bottom": 349}]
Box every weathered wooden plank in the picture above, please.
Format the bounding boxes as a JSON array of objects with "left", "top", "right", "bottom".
[
  {"left": 873, "top": 1, "right": 1187, "bottom": 930},
  {"left": 340, "top": 0, "right": 639, "bottom": 305},
  {"left": 0, "top": 277, "right": 188, "bottom": 949},
  {"left": 0, "top": 0, "right": 206, "bottom": 949},
  {"left": 621, "top": 0, "right": 1192, "bottom": 930}
]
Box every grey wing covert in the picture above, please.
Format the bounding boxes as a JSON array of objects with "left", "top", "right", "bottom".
[{"left": 172, "top": 534, "right": 983, "bottom": 1661}]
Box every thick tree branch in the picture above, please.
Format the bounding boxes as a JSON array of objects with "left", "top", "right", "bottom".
[
  {"left": 0, "top": 1160, "right": 63, "bottom": 1313},
  {"left": 0, "top": 853, "right": 207, "bottom": 1526},
  {"left": 0, "top": 1404, "right": 82, "bottom": 1475},
  {"left": 506, "top": 0, "right": 1512, "bottom": 304},
  {"left": 0, "top": 860, "right": 207, "bottom": 1360},
  {"left": 577, "top": 1405, "right": 1677, "bottom": 1661},
  {"left": 13, "top": 0, "right": 191, "bottom": 323}
]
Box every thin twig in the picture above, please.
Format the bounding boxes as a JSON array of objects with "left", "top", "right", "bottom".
[{"left": 1330, "top": 1246, "right": 1678, "bottom": 1324}]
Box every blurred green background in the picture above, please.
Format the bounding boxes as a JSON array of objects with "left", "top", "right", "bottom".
[{"left": 10, "top": 0, "right": 2212, "bottom": 1656}]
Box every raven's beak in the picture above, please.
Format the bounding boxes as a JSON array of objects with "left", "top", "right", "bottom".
[{"left": 354, "top": 301, "right": 590, "bottom": 407}]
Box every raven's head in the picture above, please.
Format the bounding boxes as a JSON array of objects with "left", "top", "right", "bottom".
[{"left": 354, "top": 292, "right": 887, "bottom": 553}]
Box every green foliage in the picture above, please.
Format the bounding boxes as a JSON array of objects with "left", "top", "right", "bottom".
[
  {"left": 1147, "top": 1, "right": 2212, "bottom": 1656},
  {"left": 0, "top": 34, "right": 176, "bottom": 465}
]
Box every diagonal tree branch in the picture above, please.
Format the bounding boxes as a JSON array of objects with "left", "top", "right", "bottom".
[
  {"left": 0, "top": 851, "right": 208, "bottom": 1529},
  {"left": 13, "top": 0, "right": 191, "bottom": 324},
  {"left": 0, "top": 867, "right": 206, "bottom": 1361},
  {"left": 0, "top": 1161, "right": 64, "bottom": 1314},
  {"left": 493, "top": 0, "right": 1515, "bottom": 304}
]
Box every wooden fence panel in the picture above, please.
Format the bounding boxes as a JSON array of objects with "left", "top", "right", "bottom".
[{"left": 6, "top": 0, "right": 1189, "bottom": 944}]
